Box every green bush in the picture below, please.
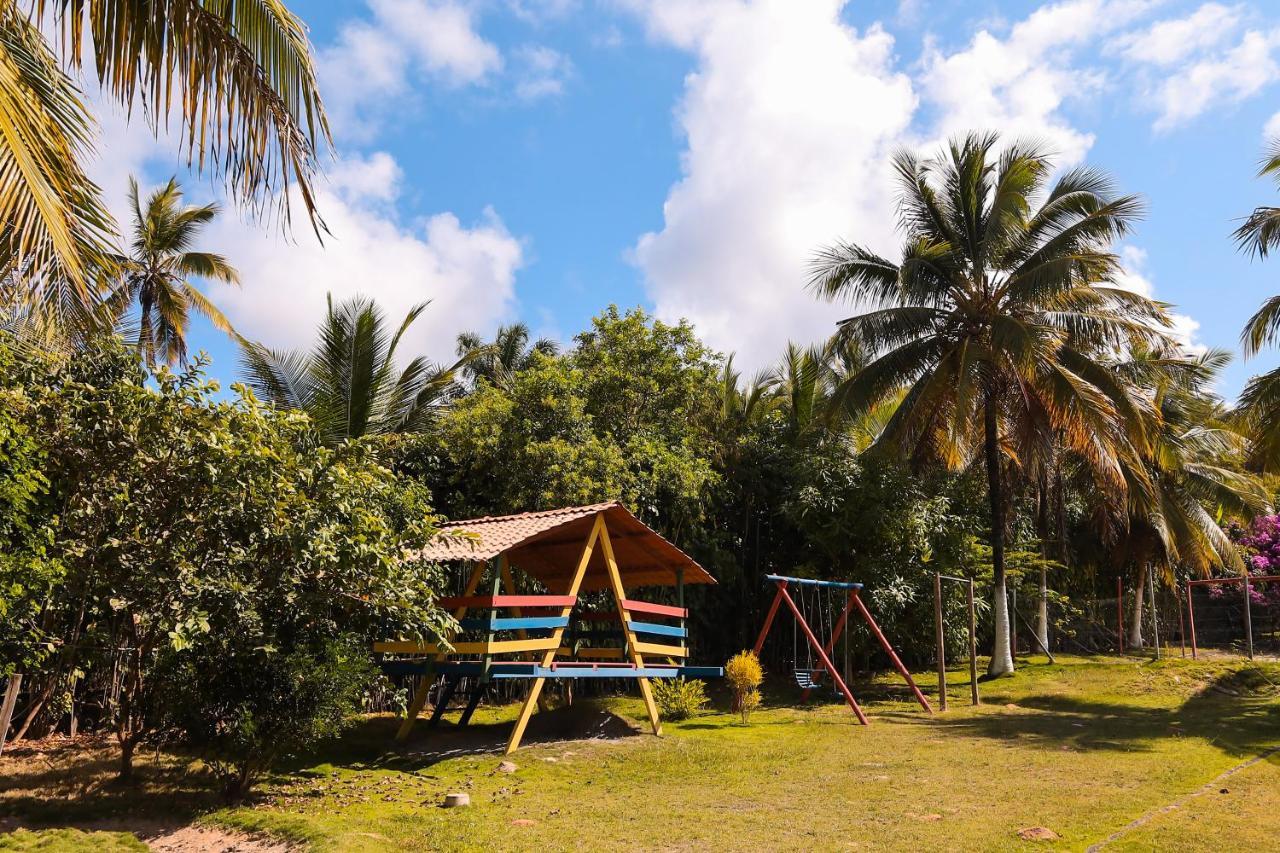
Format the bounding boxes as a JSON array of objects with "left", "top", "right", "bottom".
[{"left": 651, "top": 677, "right": 708, "bottom": 721}]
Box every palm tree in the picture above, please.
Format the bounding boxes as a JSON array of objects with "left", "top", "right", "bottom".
[
  {"left": 1110, "top": 348, "right": 1269, "bottom": 647},
  {"left": 455, "top": 323, "right": 559, "bottom": 388},
  {"left": 107, "top": 178, "right": 239, "bottom": 367},
  {"left": 810, "top": 133, "right": 1171, "bottom": 674},
  {"left": 239, "top": 295, "right": 470, "bottom": 445},
  {"left": 1233, "top": 141, "right": 1280, "bottom": 471},
  {"left": 0, "top": 0, "right": 327, "bottom": 331}
]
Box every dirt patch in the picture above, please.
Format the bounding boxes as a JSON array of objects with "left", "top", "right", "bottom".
[{"left": 140, "top": 824, "right": 295, "bottom": 852}]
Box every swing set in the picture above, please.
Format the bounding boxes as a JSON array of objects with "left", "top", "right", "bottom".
[{"left": 752, "top": 574, "right": 932, "bottom": 724}]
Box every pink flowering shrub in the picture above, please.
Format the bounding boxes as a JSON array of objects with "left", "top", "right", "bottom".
[{"left": 1225, "top": 516, "right": 1280, "bottom": 605}]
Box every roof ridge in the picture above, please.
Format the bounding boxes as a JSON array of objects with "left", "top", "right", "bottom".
[{"left": 440, "top": 501, "right": 619, "bottom": 528}]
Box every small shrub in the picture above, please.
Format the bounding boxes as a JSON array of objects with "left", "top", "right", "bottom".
[
  {"left": 738, "top": 688, "right": 761, "bottom": 724},
  {"left": 725, "top": 650, "right": 764, "bottom": 724},
  {"left": 651, "top": 677, "right": 707, "bottom": 721}
]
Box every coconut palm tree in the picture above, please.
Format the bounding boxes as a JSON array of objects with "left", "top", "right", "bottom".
[
  {"left": 106, "top": 178, "right": 239, "bottom": 367},
  {"left": 809, "top": 133, "right": 1172, "bottom": 674},
  {"left": 455, "top": 323, "right": 559, "bottom": 388},
  {"left": 1110, "top": 348, "right": 1269, "bottom": 647},
  {"left": 0, "top": 0, "right": 327, "bottom": 331},
  {"left": 239, "top": 295, "right": 471, "bottom": 445},
  {"left": 1233, "top": 141, "right": 1280, "bottom": 471}
]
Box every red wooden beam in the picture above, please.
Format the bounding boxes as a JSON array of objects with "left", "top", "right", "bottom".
[
  {"left": 849, "top": 591, "right": 933, "bottom": 714},
  {"left": 778, "top": 583, "right": 869, "bottom": 725},
  {"left": 753, "top": 584, "right": 786, "bottom": 655},
  {"left": 621, "top": 599, "right": 688, "bottom": 618},
  {"left": 436, "top": 595, "right": 577, "bottom": 609}
]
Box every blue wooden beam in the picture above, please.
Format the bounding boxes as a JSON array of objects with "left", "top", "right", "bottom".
[{"left": 627, "top": 620, "right": 688, "bottom": 639}]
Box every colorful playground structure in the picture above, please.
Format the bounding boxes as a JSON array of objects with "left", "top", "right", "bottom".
[
  {"left": 375, "top": 502, "right": 723, "bottom": 753},
  {"left": 752, "top": 573, "right": 933, "bottom": 723}
]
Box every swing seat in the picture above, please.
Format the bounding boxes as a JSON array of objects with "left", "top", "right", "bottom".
[{"left": 793, "top": 668, "right": 821, "bottom": 690}]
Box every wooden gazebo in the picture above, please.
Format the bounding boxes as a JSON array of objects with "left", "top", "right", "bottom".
[{"left": 375, "top": 502, "right": 721, "bottom": 753}]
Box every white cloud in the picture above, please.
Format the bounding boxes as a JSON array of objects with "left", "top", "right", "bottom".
[
  {"left": 1265, "top": 110, "right": 1280, "bottom": 140},
  {"left": 1138, "top": 26, "right": 1280, "bottom": 130},
  {"left": 1113, "top": 246, "right": 1205, "bottom": 354},
  {"left": 625, "top": 0, "right": 915, "bottom": 366},
  {"left": 624, "top": 0, "right": 1156, "bottom": 368},
  {"left": 514, "top": 45, "right": 574, "bottom": 100},
  {"left": 508, "top": 0, "right": 579, "bottom": 24},
  {"left": 204, "top": 178, "right": 524, "bottom": 364},
  {"left": 920, "top": 0, "right": 1156, "bottom": 166},
  {"left": 84, "top": 93, "right": 524, "bottom": 366},
  {"left": 1112, "top": 2, "right": 1242, "bottom": 66},
  {"left": 320, "top": 0, "right": 502, "bottom": 139}
]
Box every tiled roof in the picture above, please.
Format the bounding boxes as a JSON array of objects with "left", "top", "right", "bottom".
[{"left": 416, "top": 502, "right": 714, "bottom": 591}]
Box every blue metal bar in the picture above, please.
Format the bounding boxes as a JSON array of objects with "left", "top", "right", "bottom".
[
  {"left": 627, "top": 620, "right": 688, "bottom": 639},
  {"left": 764, "top": 573, "right": 863, "bottom": 590},
  {"left": 458, "top": 616, "right": 569, "bottom": 632}
]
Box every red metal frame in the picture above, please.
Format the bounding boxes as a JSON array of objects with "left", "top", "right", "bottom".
[
  {"left": 1184, "top": 574, "right": 1280, "bottom": 659},
  {"left": 751, "top": 577, "right": 933, "bottom": 724}
]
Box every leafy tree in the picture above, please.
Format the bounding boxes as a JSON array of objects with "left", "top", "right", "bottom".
[
  {"left": 809, "top": 133, "right": 1170, "bottom": 674},
  {"left": 239, "top": 295, "right": 471, "bottom": 445},
  {"left": 0, "top": 0, "right": 327, "bottom": 329},
  {"left": 456, "top": 323, "right": 559, "bottom": 389},
  {"left": 1233, "top": 142, "right": 1280, "bottom": 471},
  {"left": 106, "top": 178, "right": 239, "bottom": 367},
  {"left": 16, "top": 338, "right": 446, "bottom": 779}
]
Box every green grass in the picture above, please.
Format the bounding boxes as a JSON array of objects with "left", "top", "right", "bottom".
[{"left": 4, "top": 655, "right": 1279, "bottom": 851}]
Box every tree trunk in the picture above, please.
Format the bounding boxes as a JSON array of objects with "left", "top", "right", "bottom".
[
  {"left": 1128, "top": 567, "right": 1146, "bottom": 650},
  {"left": 985, "top": 396, "right": 1015, "bottom": 675},
  {"left": 1037, "top": 564, "right": 1050, "bottom": 652},
  {"left": 118, "top": 736, "right": 135, "bottom": 782}
]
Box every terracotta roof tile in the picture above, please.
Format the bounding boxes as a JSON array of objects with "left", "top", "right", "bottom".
[{"left": 416, "top": 502, "right": 714, "bottom": 590}]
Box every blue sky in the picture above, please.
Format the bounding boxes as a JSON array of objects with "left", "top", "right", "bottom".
[{"left": 102, "top": 0, "right": 1280, "bottom": 399}]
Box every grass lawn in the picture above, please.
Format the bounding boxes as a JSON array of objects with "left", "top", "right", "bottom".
[{"left": 2, "top": 654, "right": 1278, "bottom": 851}]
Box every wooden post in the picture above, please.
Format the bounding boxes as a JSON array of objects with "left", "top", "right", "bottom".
[
  {"left": 1117, "top": 576, "right": 1124, "bottom": 654},
  {"left": 1148, "top": 564, "right": 1160, "bottom": 661},
  {"left": 934, "top": 573, "right": 947, "bottom": 713},
  {"left": 505, "top": 515, "right": 601, "bottom": 754},
  {"left": 598, "top": 519, "right": 662, "bottom": 736},
  {"left": 1011, "top": 587, "right": 1018, "bottom": 657},
  {"left": 967, "top": 578, "right": 979, "bottom": 706},
  {"left": 1244, "top": 573, "right": 1255, "bottom": 661},
  {"left": 0, "top": 674, "right": 22, "bottom": 757},
  {"left": 1187, "top": 581, "right": 1198, "bottom": 659},
  {"left": 1178, "top": 584, "right": 1187, "bottom": 658}
]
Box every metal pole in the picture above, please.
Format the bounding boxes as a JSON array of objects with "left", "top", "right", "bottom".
[
  {"left": 1148, "top": 564, "right": 1160, "bottom": 661},
  {"left": 967, "top": 578, "right": 980, "bottom": 706},
  {"left": 1187, "top": 581, "right": 1198, "bottom": 659},
  {"left": 1244, "top": 573, "right": 1255, "bottom": 661},
  {"left": 935, "top": 573, "right": 947, "bottom": 712}
]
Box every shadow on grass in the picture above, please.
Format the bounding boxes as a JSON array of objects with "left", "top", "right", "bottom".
[{"left": 881, "top": 666, "right": 1280, "bottom": 759}]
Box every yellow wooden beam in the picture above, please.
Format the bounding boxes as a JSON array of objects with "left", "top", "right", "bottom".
[
  {"left": 633, "top": 641, "right": 688, "bottom": 658},
  {"left": 599, "top": 519, "right": 662, "bottom": 736},
  {"left": 506, "top": 514, "right": 604, "bottom": 754},
  {"left": 557, "top": 646, "right": 627, "bottom": 659}
]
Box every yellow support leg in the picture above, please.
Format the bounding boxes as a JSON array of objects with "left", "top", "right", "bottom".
[
  {"left": 504, "top": 515, "right": 603, "bottom": 752},
  {"left": 505, "top": 677, "right": 547, "bottom": 754},
  {"left": 396, "top": 672, "right": 434, "bottom": 742},
  {"left": 598, "top": 520, "right": 662, "bottom": 736}
]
